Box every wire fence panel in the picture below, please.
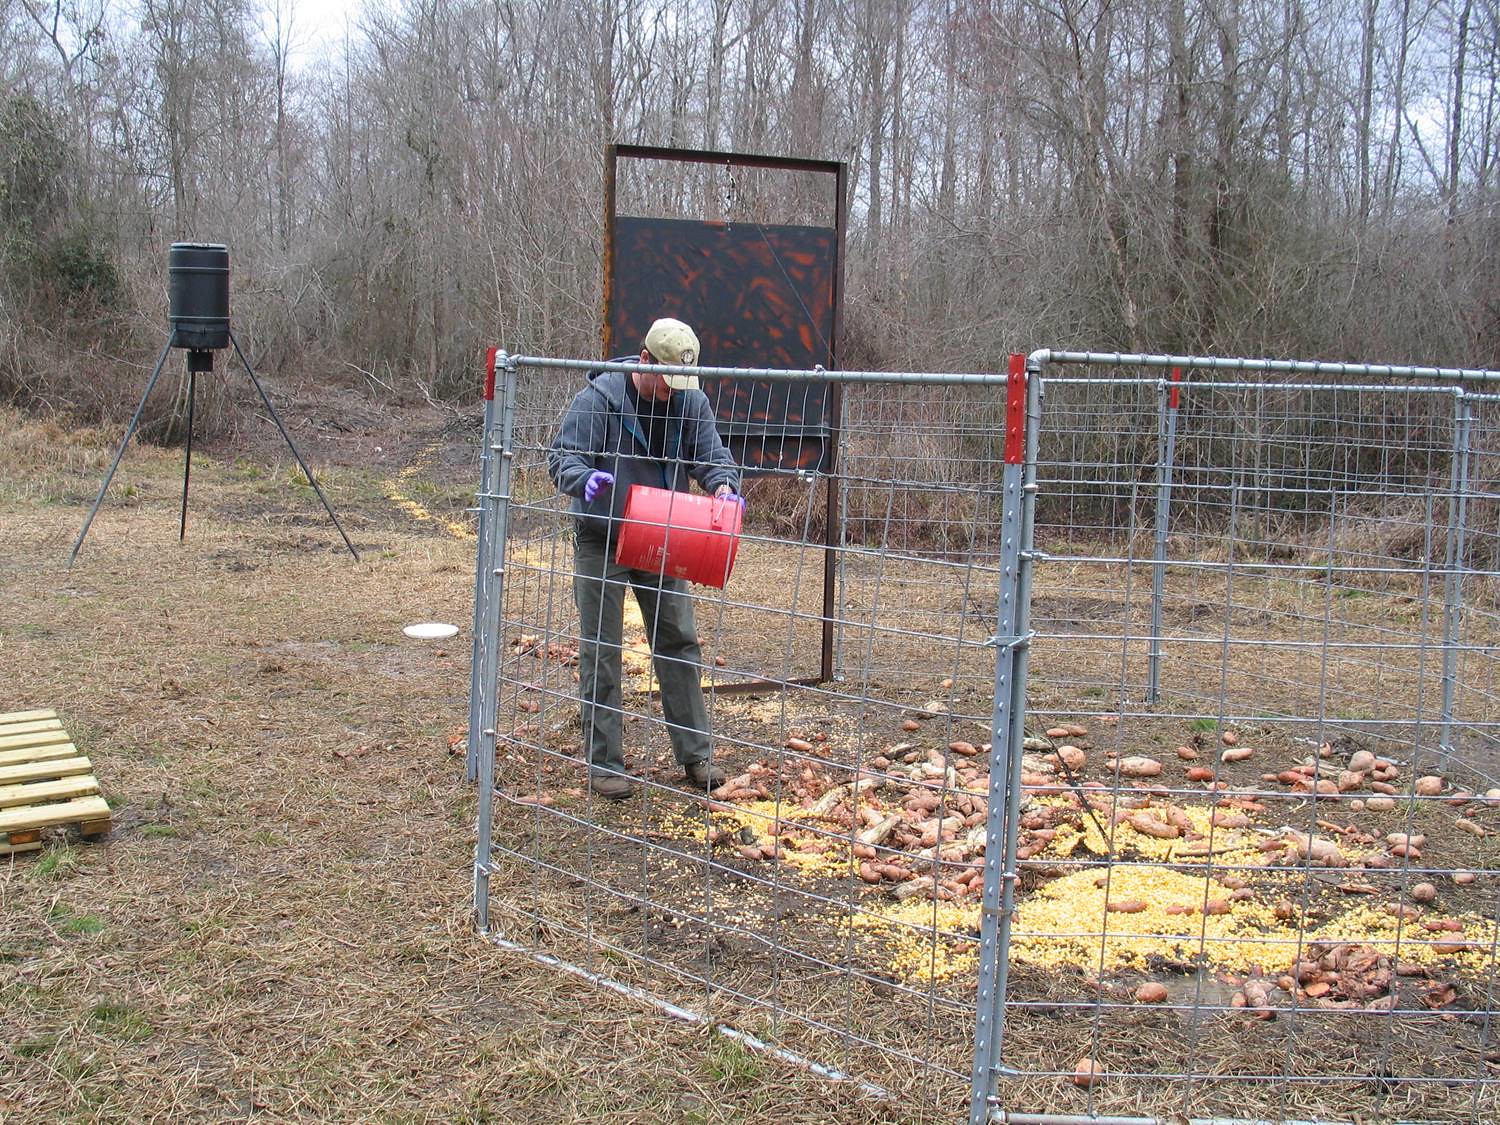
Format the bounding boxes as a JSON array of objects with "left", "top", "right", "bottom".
[
  {"left": 473, "top": 356, "right": 1027, "bottom": 1118},
  {"left": 472, "top": 351, "right": 1500, "bottom": 1124},
  {"left": 1001, "top": 356, "right": 1500, "bottom": 1125}
]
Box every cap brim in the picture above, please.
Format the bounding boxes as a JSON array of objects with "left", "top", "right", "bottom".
[{"left": 662, "top": 371, "right": 700, "bottom": 392}]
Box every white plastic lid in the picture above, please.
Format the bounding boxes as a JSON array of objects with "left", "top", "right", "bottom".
[{"left": 402, "top": 622, "right": 459, "bottom": 640}]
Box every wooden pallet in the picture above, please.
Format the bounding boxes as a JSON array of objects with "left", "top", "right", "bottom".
[{"left": 0, "top": 709, "right": 109, "bottom": 855}]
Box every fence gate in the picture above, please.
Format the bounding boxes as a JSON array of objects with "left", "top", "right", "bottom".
[{"left": 471, "top": 349, "right": 1500, "bottom": 1124}]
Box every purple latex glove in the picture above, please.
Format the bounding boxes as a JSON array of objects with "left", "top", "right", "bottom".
[
  {"left": 584, "top": 470, "right": 614, "bottom": 503},
  {"left": 714, "top": 485, "right": 745, "bottom": 513}
]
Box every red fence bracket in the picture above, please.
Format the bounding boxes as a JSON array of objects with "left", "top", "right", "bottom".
[
  {"left": 1169, "top": 364, "right": 1183, "bottom": 411},
  {"left": 484, "top": 347, "right": 499, "bottom": 401},
  {"left": 1004, "top": 353, "right": 1027, "bottom": 464}
]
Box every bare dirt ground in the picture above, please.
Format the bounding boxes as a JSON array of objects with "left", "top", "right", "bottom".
[{"left": 0, "top": 402, "right": 899, "bottom": 1124}]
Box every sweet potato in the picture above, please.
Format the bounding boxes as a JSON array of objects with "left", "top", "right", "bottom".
[
  {"left": 1135, "top": 982, "right": 1168, "bottom": 1003},
  {"left": 1126, "top": 812, "right": 1179, "bottom": 840},
  {"left": 1072, "top": 1057, "right": 1102, "bottom": 1087}
]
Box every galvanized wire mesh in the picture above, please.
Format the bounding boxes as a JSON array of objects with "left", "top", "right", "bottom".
[
  {"left": 471, "top": 351, "right": 1500, "bottom": 1124},
  {"left": 471, "top": 357, "right": 1016, "bottom": 1116},
  {"left": 1007, "top": 356, "right": 1500, "bottom": 1124}
]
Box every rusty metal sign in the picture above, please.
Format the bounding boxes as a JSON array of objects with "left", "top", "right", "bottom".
[{"left": 608, "top": 215, "right": 836, "bottom": 471}]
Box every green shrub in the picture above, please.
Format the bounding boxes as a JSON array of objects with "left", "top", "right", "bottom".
[{"left": 45, "top": 224, "right": 121, "bottom": 307}]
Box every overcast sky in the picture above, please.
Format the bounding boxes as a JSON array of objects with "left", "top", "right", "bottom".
[{"left": 255, "top": 0, "right": 361, "bottom": 67}]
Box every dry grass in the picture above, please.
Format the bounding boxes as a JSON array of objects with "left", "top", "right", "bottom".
[{"left": 0, "top": 408, "right": 901, "bottom": 1124}]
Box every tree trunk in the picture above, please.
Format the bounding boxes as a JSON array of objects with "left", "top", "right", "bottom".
[
  {"left": 1381, "top": 0, "right": 1413, "bottom": 217},
  {"left": 1356, "top": 0, "right": 1377, "bottom": 227},
  {"left": 1449, "top": 0, "right": 1472, "bottom": 228}
]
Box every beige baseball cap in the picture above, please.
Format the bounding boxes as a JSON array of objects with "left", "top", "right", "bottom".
[{"left": 643, "top": 318, "right": 701, "bottom": 391}]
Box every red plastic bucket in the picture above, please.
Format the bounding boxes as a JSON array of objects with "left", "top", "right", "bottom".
[{"left": 614, "top": 484, "right": 743, "bottom": 588}]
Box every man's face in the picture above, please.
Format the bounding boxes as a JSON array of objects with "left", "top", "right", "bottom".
[{"left": 636, "top": 351, "right": 674, "bottom": 401}]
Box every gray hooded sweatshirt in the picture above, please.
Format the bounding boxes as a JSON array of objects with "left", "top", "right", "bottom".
[{"left": 548, "top": 364, "right": 741, "bottom": 541}]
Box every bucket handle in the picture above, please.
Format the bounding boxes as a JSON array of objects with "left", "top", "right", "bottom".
[{"left": 710, "top": 495, "right": 739, "bottom": 530}]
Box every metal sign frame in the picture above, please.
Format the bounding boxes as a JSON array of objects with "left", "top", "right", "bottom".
[{"left": 603, "top": 144, "right": 848, "bottom": 684}]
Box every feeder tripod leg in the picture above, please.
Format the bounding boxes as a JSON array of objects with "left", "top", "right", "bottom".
[
  {"left": 69, "top": 335, "right": 177, "bottom": 566},
  {"left": 179, "top": 367, "right": 196, "bottom": 541},
  {"left": 229, "top": 331, "right": 360, "bottom": 561}
]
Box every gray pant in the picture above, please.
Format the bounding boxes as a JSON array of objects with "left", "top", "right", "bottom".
[{"left": 573, "top": 532, "right": 712, "bottom": 777}]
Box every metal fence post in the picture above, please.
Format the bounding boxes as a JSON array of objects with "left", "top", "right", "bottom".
[
  {"left": 467, "top": 349, "right": 500, "bottom": 783},
  {"left": 1440, "top": 391, "right": 1474, "bottom": 760},
  {"left": 969, "top": 353, "right": 1041, "bottom": 1125},
  {"left": 1147, "top": 367, "right": 1181, "bottom": 703},
  {"left": 474, "top": 352, "right": 518, "bottom": 933},
  {"left": 835, "top": 439, "right": 851, "bottom": 682}
]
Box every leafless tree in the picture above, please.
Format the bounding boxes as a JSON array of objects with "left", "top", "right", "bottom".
[{"left": 5, "top": 0, "right": 1500, "bottom": 423}]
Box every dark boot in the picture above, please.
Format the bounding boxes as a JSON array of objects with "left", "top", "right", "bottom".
[
  {"left": 683, "top": 760, "right": 726, "bottom": 790},
  {"left": 590, "top": 774, "right": 634, "bottom": 801}
]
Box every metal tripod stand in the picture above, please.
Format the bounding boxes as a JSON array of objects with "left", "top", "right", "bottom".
[{"left": 69, "top": 330, "right": 359, "bottom": 564}]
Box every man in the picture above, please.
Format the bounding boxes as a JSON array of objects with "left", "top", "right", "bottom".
[{"left": 547, "top": 317, "right": 742, "bottom": 800}]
